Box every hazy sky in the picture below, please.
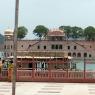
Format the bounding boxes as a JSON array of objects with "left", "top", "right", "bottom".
[{"left": 0, "top": 0, "right": 95, "bottom": 39}]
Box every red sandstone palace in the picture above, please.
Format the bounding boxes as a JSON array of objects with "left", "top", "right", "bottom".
[{"left": 0, "top": 29, "right": 95, "bottom": 82}]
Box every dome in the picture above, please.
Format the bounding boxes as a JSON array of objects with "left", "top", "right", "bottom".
[{"left": 4, "top": 29, "right": 13, "bottom": 36}]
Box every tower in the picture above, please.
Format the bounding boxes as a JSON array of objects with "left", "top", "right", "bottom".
[{"left": 4, "top": 29, "right": 14, "bottom": 58}]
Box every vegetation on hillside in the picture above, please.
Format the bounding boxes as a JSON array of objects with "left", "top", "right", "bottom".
[{"left": 0, "top": 34, "right": 4, "bottom": 44}]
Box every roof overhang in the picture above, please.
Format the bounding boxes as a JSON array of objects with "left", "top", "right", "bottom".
[{"left": 7, "top": 56, "right": 72, "bottom": 59}]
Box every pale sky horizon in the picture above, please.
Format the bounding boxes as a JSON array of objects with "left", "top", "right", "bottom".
[{"left": 0, "top": 0, "right": 95, "bottom": 39}]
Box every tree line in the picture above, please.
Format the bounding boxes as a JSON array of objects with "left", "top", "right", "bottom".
[
  {"left": 59, "top": 26, "right": 95, "bottom": 40},
  {"left": 16, "top": 25, "right": 95, "bottom": 40}
]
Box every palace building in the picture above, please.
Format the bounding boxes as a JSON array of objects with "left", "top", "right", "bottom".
[
  {"left": 1, "top": 28, "right": 95, "bottom": 82},
  {"left": 4, "top": 29, "right": 95, "bottom": 65}
]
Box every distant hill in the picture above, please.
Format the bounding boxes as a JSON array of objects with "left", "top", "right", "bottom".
[{"left": 0, "top": 34, "right": 4, "bottom": 44}]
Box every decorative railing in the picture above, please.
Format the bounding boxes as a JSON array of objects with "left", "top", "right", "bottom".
[
  {"left": 0, "top": 69, "right": 8, "bottom": 80},
  {"left": 16, "top": 69, "right": 95, "bottom": 80},
  {"left": 1, "top": 69, "right": 95, "bottom": 82},
  {"left": 85, "top": 71, "right": 95, "bottom": 79}
]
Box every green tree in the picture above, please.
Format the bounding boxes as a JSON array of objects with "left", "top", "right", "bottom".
[
  {"left": 59, "top": 26, "right": 83, "bottom": 39},
  {"left": 84, "top": 26, "right": 95, "bottom": 40},
  {"left": 59, "top": 26, "right": 72, "bottom": 38},
  {"left": 71, "top": 26, "right": 83, "bottom": 39},
  {"left": 33, "top": 25, "right": 49, "bottom": 39},
  {"left": 17, "top": 26, "right": 28, "bottom": 39}
]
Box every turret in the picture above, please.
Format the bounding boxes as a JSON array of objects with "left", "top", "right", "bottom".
[
  {"left": 47, "top": 29, "right": 65, "bottom": 41},
  {"left": 4, "top": 29, "right": 13, "bottom": 41},
  {"left": 4, "top": 29, "right": 14, "bottom": 58}
]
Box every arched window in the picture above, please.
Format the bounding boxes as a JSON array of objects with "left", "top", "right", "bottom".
[
  {"left": 4, "top": 45, "right": 6, "bottom": 49},
  {"left": 74, "top": 46, "right": 77, "bottom": 50},
  {"left": 21, "top": 45, "right": 23, "bottom": 47},
  {"left": 68, "top": 52, "right": 71, "bottom": 56},
  {"left": 67, "top": 46, "right": 70, "bottom": 50},
  {"left": 89, "top": 54, "right": 92, "bottom": 58},
  {"left": 11, "top": 45, "right": 13, "bottom": 49},
  {"left": 37, "top": 45, "right": 40, "bottom": 49},
  {"left": 73, "top": 52, "right": 76, "bottom": 57},
  {"left": 29, "top": 44, "right": 31, "bottom": 47},
  {"left": 84, "top": 53, "right": 87, "bottom": 57},
  {"left": 77, "top": 53, "right": 81, "bottom": 57},
  {"left": 44, "top": 45, "right": 46, "bottom": 50}
]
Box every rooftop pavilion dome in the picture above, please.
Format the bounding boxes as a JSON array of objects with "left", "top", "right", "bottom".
[
  {"left": 48, "top": 29, "right": 65, "bottom": 36},
  {"left": 4, "top": 29, "right": 13, "bottom": 36},
  {"left": 47, "top": 29, "right": 66, "bottom": 41}
]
